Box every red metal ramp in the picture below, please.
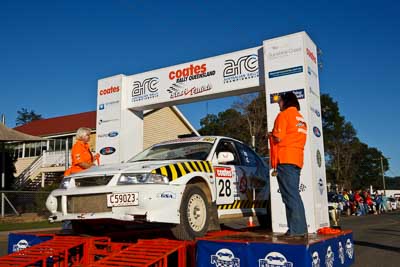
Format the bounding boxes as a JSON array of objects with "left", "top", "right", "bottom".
[
  {"left": 0, "top": 235, "right": 104, "bottom": 267},
  {"left": 90, "top": 238, "right": 190, "bottom": 267}
]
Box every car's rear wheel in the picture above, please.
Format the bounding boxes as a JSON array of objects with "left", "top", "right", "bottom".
[{"left": 171, "top": 184, "right": 210, "bottom": 240}]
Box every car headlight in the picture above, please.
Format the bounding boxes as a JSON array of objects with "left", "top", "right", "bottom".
[
  {"left": 118, "top": 173, "right": 169, "bottom": 185},
  {"left": 59, "top": 177, "right": 71, "bottom": 189},
  {"left": 46, "top": 195, "right": 57, "bottom": 213}
]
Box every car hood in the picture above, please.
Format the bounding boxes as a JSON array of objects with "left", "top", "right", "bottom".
[{"left": 68, "top": 159, "right": 212, "bottom": 179}]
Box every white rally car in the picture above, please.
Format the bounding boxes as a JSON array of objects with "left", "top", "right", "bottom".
[{"left": 46, "top": 136, "right": 270, "bottom": 240}]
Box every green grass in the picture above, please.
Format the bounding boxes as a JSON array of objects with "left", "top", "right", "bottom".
[{"left": 0, "top": 221, "right": 62, "bottom": 232}]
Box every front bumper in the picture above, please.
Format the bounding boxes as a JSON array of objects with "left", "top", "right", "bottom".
[{"left": 46, "top": 184, "right": 184, "bottom": 224}]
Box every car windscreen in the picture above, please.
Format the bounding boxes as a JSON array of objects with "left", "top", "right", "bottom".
[{"left": 128, "top": 142, "right": 213, "bottom": 162}]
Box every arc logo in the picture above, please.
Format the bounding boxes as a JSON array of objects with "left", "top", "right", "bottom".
[
  {"left": 313, "top": 126, "right": 321, "bottom": 137},
  {"left": 100, "top": 147, "right": 116, "bottom": 155},
  {"left": 131, "top": 77, "right": 159, "bottom": 103},
  {"left": 223, "top": 54, "right": 259, "bottom": 83}
]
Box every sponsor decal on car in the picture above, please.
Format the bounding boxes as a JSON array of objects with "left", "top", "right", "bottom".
[
  {"left": 157, "top": 191, "right": 176, "bottom": 199},
  {"left": 151, "top": 161, "right": 213, "bottom": 181},
  {"left": 169, "top": 63, "right": 216, "bottom": 83},
  {"left": 270, "top": 89, "right": 305, "bottom": 103},
  {"left": 131, "top": 77, "right": 159, "bottom": 102},
  {"left": 259, "top": 251, "right": 294, "bottom": 267},
  {"left": 268, "top": 66, "right": 303, "bottom": 79},
  {"left": 215, "top": 167, "right": 233, "bottom": 178},
  {"left": 100, "top": 147, "right": 116, "bottom": 155},
  {"left": 223, "top": 54, "right": 259, "bottom": 84},
  {"left": 99, "top": 86, "right": 120, "bottom": 95},
  {"left": 217, "top": 199, "right": 267, "bottom": 210},
  {"left": 211, "top": 248, "right": 240, "bottom": 267},
  {"left": 167, "top": 83, "right": 212, "bottom": 99},
  {"left": 313, "top": 126, "right": 321, "bottom": 137}
]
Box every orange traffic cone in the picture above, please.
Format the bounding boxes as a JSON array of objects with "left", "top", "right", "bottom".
[{"left": 247, "top": 216, "right": 255, "bottom": 227}]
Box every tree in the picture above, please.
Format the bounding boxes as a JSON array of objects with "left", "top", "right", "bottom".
[
  {"left": 16, "top": 108, "right": 43, "bottom": 126},
  {"left": 199, "top": 109, "right": 248, "bottom": 142},
  {"left": 232, "top": 92, "right": 268, "bottom": 154}
]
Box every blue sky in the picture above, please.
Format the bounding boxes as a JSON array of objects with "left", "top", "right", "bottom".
[{"left": 1, "top": 0, "right": 399, "bottom": 176}]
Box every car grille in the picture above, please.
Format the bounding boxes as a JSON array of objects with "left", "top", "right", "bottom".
[
  {"left": 74, "top": 176, "right": 113, "bottom": 187},
  {"left": 67, "top": 194, "right": 111, "bottom": 213}
]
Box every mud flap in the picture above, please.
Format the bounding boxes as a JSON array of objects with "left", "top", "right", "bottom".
[{"left": 207, "top": 201, "right": 221, "bottom": 231}]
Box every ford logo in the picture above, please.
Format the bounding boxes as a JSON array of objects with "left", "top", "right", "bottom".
[
  {"left": 100, "top": 147, "right": 116, "bottom": 155},
  {"left": 313, "top": 126, "right": 321, "bottom": 137},
  {"left": 108, "top": 131, "right": 118, "bottom": 137}
]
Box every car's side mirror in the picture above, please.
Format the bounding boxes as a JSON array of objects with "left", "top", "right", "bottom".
[{"left": 217, "top": 152, "right": 235, "bottom": 164}]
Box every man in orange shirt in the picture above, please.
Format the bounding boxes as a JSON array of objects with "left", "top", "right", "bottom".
[
  {"left": 64, "top": 127, "right": 99, "bottom": 176},
  {"left": 269, "top": 92, "right": 308, "bottom": 236}
]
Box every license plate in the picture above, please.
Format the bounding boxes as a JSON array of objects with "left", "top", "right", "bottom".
[{"left": 107, "top": 193, "right": 139, "bottom": 207}]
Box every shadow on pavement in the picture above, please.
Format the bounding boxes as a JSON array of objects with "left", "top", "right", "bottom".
[{"left": 354, "top": 240, "right": 400, "bottom": 253}]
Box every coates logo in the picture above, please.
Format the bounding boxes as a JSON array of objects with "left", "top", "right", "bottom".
[
  {"left": 313, "top": 126, "right": 321, "bottom": 137},
  {"left": 259, "top": 252, "right": 293, "bottom": 267},
  {"left": 99, "top": 86, "right": 120, "bottom": 96},
  {"left": 223, "top": 54, "right": 259, "bottom": 83},
  {"left": 210, "top": 248, "right": 240, "bottom": 267},
  {"left": 215, "top": 167, "right": 233, "bottom": 178},
  {"left": 132, "top": 77, "right": 159, "bottom": 102},
  {"left": 306, "top": 48, "right": 317, "bottom": 64},
  {"left": 100, "top": 147, "right": 116, "bottom": 155},
  {"left": 169, "top": 64, "right": 216, "bottom": 83}
]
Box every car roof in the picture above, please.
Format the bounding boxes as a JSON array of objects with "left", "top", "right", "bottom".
[{"left": 155, "top": 136, "right": 244, "bottom": 146}]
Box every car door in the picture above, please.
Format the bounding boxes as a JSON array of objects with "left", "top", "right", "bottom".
[
  {"left": 212, "top": 139, "right": 241, "bottom": 207},
  {"left": 234, "top": 142, "right": 269, "bottom": 209}
]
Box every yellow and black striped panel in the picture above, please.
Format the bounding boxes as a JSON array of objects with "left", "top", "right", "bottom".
[
  {"left": 217, "top": 200, "right": 268, "bottom": 210},
  {"left": 151, "top": 161, "right": 213, "bottom": 181}
]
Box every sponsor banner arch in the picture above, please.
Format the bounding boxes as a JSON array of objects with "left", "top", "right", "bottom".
[{"left": 96, "top": 31, "right": 328, "bottom": 233}]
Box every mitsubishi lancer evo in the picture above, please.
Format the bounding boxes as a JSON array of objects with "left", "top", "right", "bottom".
[{"left": 46, "top": 136, "right": 270, "bottom": 240}]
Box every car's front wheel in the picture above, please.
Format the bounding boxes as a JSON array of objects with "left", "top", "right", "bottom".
[{"left": 171, "top": 184, "right": 210, "bottom": 240}]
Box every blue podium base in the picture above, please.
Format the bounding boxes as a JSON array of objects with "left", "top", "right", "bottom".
[{"left": 197, "top": 229, "right": 354, "bottom": 267}]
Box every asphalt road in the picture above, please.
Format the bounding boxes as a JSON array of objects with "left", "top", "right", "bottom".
[
  {"left": 0, "top": 211, "right": 399, "bottom": 266},
  {"left": 341, "top": 210, "right": 400, "bottom": 267}
]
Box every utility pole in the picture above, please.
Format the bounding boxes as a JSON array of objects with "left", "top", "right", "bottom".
[{"left": 380, "top": 156, "right": 388, "bottom": 196}]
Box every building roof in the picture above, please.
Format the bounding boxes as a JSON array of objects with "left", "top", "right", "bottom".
[
  {"left": 0, "top": 123, "right": 44, "bottom": 141},
  {"left": 14, "top": 107, "right": 199, "bottom": 137},
  {"left": 14, "top": 111, "right": 96, "bottom": 137}
]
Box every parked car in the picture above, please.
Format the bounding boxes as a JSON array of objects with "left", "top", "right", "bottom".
[
  {"left": 388, "top": 197, "right": 397, "bottom": 210},
  {"left": 46, "top": 136, "right": 270, "bottom": 240}
]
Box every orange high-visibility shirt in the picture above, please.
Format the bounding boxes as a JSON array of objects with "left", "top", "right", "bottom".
[
  {"left": 272, "top": 107, "right": 307, "bottom": 168},
  {"left": 64, "top": 140, "right": 93, "bottom": 176}
]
